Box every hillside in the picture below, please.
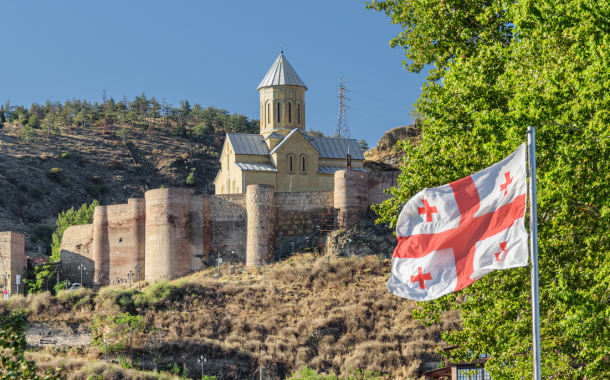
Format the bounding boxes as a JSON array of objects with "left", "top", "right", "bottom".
[
  {"left": 0, "top": 123, "right": 223, "bottom": 257},
  {"left": 5, "top": 254, "right": 459, "bottom": 379},
  {"left": 363, "top": 125, "right": 421, "bottom": 171}
]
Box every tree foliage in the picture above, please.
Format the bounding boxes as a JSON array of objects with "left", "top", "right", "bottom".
[
  {"left": 369, "top": 0, "right": 610, "bottom": 378},
  {"left": 1, "top": 95, "right": 259, "bottom": 141},
  {"left": 0, "top": 311, "right": 62, "bottom": 379}
]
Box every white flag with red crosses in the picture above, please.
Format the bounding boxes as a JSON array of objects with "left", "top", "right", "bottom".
[{"left": 387, "top": 144, "right": 529, "bottom": 301}]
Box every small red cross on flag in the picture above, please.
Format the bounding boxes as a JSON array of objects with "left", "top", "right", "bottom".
[{"left": 387, "top": 144, "right": 529, "bottom": 301}]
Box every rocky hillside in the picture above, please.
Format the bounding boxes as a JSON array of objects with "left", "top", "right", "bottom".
[
  {"left": 0, "top": 123, "right": 222, "bottom": 257},
  {"left": 364, "top": 125, "right": 421, "bottom": 171}
]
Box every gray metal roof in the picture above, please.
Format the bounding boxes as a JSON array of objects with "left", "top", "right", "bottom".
[
  {"left": 318, "top": 166, "right": 369, "bottom": 175},
  {"left": 257, "top": 52, "right": 307, "bottom": 90},
  {"left": 308, "top": 136, "right": 365, "bottom": 160},
  {"left": 264, "top": 132, "right": 285, "bottom": 140},
  {"left": 226, "top": 133, "right": 270, "bottom": 155},
  {"left": 234, "top": 162, "right": 278, "bottom": 172}
]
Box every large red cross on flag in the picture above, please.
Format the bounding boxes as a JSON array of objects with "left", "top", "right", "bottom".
[{"left": 387, "top": 144, "right": 529, "bottom": 301}]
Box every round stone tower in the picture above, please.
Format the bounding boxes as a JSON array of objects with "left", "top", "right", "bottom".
[
  {"left": 145, "top": 188, "right": 194, "bottom": 281},
  {"left": 258, "top": 50, "right": 307, "bottom": 138},
  {"left": 334, "top": 170, "right": 369, "bottom": 230},
  {"left": 246, "top": 184, "right": 276, "bottom": 266},
  {"left": 92, "top": 205, "right": 109, "bottom": 285}
]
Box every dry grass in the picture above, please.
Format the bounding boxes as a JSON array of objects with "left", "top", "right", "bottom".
[{"left": 11, "top": 254, "right": 461, "bottom": 379}]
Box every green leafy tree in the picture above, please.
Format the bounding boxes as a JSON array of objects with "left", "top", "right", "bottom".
[
  {"left": 357, "top": 138, "right": 369, "bottom": 153},
  {"left": 90, "top": 313, "right": 146, "bottom": 365},
  {"left": 30, "top": 201, "right": 99, "bottom": 295},
  {"left": 0, "top": 311, "right": 63, "bottom": 379},
  {"left": 369, "top": 0, "right": 610, "bottom": 378}
]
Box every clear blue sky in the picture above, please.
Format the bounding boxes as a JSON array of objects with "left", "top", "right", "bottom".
[{"left": 1, "top": 1, "right": 428, "bottom": 147}]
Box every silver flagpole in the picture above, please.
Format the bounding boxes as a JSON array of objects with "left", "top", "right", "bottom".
[{"left": 527, "top": 126, "right": 541, "bottom": 379}]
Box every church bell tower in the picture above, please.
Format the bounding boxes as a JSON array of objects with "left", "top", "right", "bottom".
[{"left": 257, "top": 50, "right": 307, "bottom": 138}]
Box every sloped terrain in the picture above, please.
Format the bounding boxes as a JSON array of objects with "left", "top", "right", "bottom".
[
  {"left": 0, "top": 124, "right": 222, "bottom": 256},
  {"left": 6, "top": 254, "right": 459, "bottom": 379}
]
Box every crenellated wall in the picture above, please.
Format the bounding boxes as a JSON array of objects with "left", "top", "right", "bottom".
[{"left": 59, "top": 170, "right": 399, "bottom": 282}]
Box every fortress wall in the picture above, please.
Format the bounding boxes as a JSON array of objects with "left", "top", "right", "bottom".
[
  {"left": 92, "top": 206, "right": 109, "bottom": 285},
  {"left": 106, "top": 198, "right": 145, "bottom": 284},
  {"left": 60, "top": 224, "right": 95, "bottom": 287},
  {"left": 367, "top": 172, "right": 400, "bottom": 206},
  {"left": 210, "top": 194, "right": 247, "bottom": 263},
  {"left": 190, "top": 195, "right": 212, "bottom": 272},
  {"left": 145, "top": 188, "right": 194, "bottom": 281},
  {"left": 334, "top": 170, "right": 369, "bottom": 229},
  {"left": 0, "top": 232, "right": 26, "bottom": 294},
  {"left": 246, "top": 185, "right": 276, "bottom": 266},
  {"left": 274, "top": 191, "right": 334, "bottom": 237}
]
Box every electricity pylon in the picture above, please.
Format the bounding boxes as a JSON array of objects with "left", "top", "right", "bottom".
[{"left": 335, "top": 76, "right": 350, "bottom": 139}]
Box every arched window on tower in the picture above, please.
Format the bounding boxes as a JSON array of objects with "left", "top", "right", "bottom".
[
  {"left": 277, "top": 102, "right": 281, "bottom": 123},
  {"left": 288, "top": 102, "right": 292, "bottom": 123},
  {"left": 267, "top": 103, "right": 270, "bottom": 124},
  {"left": 297, "top": 103, "right": 301, "bottom": 125}
]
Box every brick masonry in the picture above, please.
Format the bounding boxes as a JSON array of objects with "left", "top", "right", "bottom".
[
  {"left": 0, "top": 232, "right": 26, "bottom": 294},
  {"left": 57, "top": 170, "right": 399, "bottom": 283}
]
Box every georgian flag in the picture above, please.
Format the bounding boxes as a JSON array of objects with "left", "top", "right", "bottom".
[{"left": 387, "top": 144, "right": 528, "bottom": 301}]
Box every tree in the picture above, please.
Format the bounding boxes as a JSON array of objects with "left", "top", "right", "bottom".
[
  {"left": 369, "top": 0, "right": 610, "bottom": 378},
  {"left": 0, "top": 311, "right": 63, "bottom": 379},
  {"left": 90, "top": 313, "right": 146, "bottom": 366},
  {"left": 358, "top": 138, "right": 369, "bottom": 153},
  {"left": 306, "top": 128, "right": 329, "bottom": 138},
  {"left": 19, "top": 125, "right": 40, "bottom": 144}
]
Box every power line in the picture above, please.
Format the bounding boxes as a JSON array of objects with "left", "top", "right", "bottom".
[{"left": 335, "top": 76, "right": 350, "bottom": 139}]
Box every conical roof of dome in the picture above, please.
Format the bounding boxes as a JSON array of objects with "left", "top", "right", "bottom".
[{"left": 257, "top": 51, "right": 307, "bottom": 90}]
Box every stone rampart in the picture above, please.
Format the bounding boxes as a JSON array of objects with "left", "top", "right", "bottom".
[
  {"left": 107, "top": 198, "right": 145, "bottom": 284},
  {"left": 367, "top": 172, "right": 400, "bottom": 205},
  {"left": 145, "top": 188, "right": 194, "bottom": 281},
  {"left": 246, "top": 185, "right": 276, "bottom": 266},
  {"left": 210, "top": 194, "right": 247, "bottom": 263},
  {"left": 334, "top": 170, "right": 369, "bottom": 230},
  {"left": 0, "top": 232, "right": 26, "bottom": 294},
  {"left": 58, "top": 169, "right": 399, "bottom": 276},
  {"left": 60, "top": 224, "right": 94, "bottom": 287}
]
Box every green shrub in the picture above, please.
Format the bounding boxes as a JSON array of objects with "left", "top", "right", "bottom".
[
  {"left": 7, "top": 176, "right": 17, "bottom": 185},
  {"left": 60, "top": 179, "right": 70, "bottom": 188},
  {"left": 18, "top": 183, "right": 28, "bottom": 192},
  {"left": 46, "top": 168, "right": 64, "bottom": 182},
  {"left": 61, "top": 152, "right": 70, "bottom": 159},
  {"left": 186, "top": 172, "right": 196, "bottom": 186},
  {"left": 90, "top": 176, "right": 102, "bottom": 185},
  {"left": 0, "top": 197, "right": 5, "bottom": 208}
]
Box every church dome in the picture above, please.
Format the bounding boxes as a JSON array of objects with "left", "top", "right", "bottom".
[{"left": 257, "top": 51, "right": 307, "bottom": 90}]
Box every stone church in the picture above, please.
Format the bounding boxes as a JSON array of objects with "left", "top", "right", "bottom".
[{"left": 214, "top": 50, "right": 367, "bottom": 194}]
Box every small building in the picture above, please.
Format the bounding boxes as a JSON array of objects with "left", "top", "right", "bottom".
[
  {"left": 424, "top": 346, "right": 491, "bottom": 380},
  {"left": 215, "top": 50, "right": 366, "bottom": 194}
]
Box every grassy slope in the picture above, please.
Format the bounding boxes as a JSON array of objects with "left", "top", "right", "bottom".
[{"left": 8, "top": 254, "right": 460, "bottom": 379}]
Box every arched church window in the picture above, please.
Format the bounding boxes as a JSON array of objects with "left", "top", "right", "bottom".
[
  {"left": 267, "top": 103, "right": 270, "bottom": 124},
  {"left": 300, "top": 154, "right": 307, "bottom": 174},
  {"left": 277, "top": 102, "right": 281, "bottom": 123},
  {"left": 221, "top": 185, "right": 225, "bottom": 194},
  {"left": 232, "top": 179, "right": 236, "bottom": 193},
  {"left": 288, "top": 154, "right": 295, "bottom": 174},
  {"left": 288, "top": 102, "right": 292, "bottom": 123},
  {"left": 297, "top": 104, "right": 301, "bottom": 125}
]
